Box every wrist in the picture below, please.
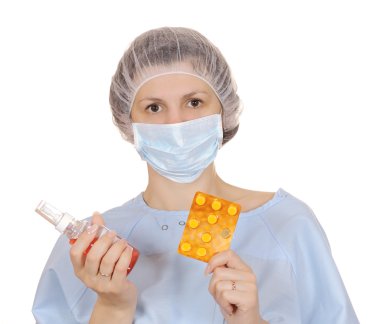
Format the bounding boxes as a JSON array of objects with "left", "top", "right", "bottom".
[{"left": 90, "top": 297, "right": 136, "bottom": 324}]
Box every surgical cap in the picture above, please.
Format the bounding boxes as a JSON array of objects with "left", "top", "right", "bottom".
[{"left": 109, "top": 26, "right": 242, "bottom": 144}]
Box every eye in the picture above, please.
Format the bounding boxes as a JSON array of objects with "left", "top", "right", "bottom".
[
  {"left": 146, "top": 104, "right": 162, "bottom": 113},
  {"left": 187, "top": 99, "right": 202, "bottom": 109}
]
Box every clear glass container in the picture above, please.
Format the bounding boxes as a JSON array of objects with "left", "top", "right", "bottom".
[{"left": 35, "top": 200, "right": 139, "bottom": 274}]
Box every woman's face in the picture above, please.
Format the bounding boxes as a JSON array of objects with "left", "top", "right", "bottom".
[{"left": 131, "top": 73, "right": 222, "bottom": 124}]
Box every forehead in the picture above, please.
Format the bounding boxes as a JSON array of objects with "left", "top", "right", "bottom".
[
  {"left": 134, "top": 73, "right": 215, "bottom": 99},
  {"left": 130, "top": 61, "right": 220, "bottom": 104}
]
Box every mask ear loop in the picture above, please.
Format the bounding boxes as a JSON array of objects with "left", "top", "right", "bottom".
[
  {"left": 214, "top": 108, "right": 224, "bottom": 149},
  {"left": 217, "top": 105, "right": 225, "bottom": 146}
]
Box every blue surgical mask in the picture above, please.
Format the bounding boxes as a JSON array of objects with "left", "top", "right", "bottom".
[{"left": 132, "top": 114, "right": 223, "bottom": 183}]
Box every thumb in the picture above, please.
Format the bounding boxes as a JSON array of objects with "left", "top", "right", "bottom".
[{"left": 91, "top": 211, "right": 105, "bottom": 226}]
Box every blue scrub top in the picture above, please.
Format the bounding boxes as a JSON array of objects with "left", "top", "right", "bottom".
[{"left": 32, "top": 189, "right": 359, "bottom": 323}]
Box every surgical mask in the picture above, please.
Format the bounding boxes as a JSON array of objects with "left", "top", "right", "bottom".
[{"left": 132, "top": 114, "right": 223, "bottom": 183}]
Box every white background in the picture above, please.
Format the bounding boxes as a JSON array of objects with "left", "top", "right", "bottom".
[{"left": 0, "top": 0, "right": 379, "bottom": 323}]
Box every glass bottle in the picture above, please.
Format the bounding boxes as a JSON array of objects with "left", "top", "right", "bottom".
[{"left": 35, "top": 200, "right": 139, "bottom": 274}]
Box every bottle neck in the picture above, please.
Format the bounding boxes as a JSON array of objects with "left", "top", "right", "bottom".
[{"left": 55, "top": 212, "right": 75, "bottom": 233}]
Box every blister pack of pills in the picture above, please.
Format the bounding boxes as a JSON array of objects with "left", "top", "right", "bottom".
[{"left": 178, "top": 192, "right": 241, "bottom": 262}]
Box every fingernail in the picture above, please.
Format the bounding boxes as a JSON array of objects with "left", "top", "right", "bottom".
[
  {"left": 204, "top": 264, "right": 211, "bottom": 275},
  {"left": 121, "top": 239, "right": 129, "bottom": 247},
  {"left": 106, "top": 230, "right": 116, "bottom": 238},
  {"left": 226, "top": 309, "right": 233, "bottom": 317},
  {"left": 221, "top": 308, "right": 233, "bottom": 318},
  {"left": 87, "top": 224, "right": 99, "bottom": 235}
]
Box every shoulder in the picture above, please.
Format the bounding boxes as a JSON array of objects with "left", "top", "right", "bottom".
[
  {"left": 261, "top": 189, "right": 326, "bottom": 240},
  {"left": 93, "top": 193, "right": 148, "bottom": 238},
  {"left": 102, "top": 193, "right": 145, "bottom": 219},
  {"left": 235, "top": 188, "right": 327, "bottom": 243},
  {"left": 226, "top": 185, "right": 327, "bottom": 244},
  {"left": 258, "top": 189, "right": 332, "bottom": 270}
]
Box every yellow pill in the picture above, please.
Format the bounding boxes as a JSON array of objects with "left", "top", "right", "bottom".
[
  {"left": 211, "top": 199, "right": 222, "bottom": 211},
  {"left": 207, "top": 214, "right": 218, "bottom": 224},
  {"left": 181, "top": 242, "right": 191, "bottom": 252},
  {"left": 195, "top": 194, "right": 206, "bottom": 206},
  {"left": 201, "top": 232, "right": 212, "bottom": 243},
  {"left": 196, "top": 247, "right": 207, "bottom": 257},
  {"left": 228, "top": 204, "right": 238, "bottom": 216},
  {"left": 189, "top": 218, "right": 200, "bottom": 228}
]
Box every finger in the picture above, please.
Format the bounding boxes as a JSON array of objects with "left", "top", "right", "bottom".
[
  {"left": 214, "top": 284, "right": 235, "bottom": 316},
  {"left": 210, "top": 266, "right": 255, "bottom": 283},
  {"left": 70, "top": 223, "right": 99, "bottom": 273},
  {"left": 220, "top": 306, "right": 235, "bottom": 318},
  {"left": 209, "top": 276, "right": 256, "bottom": 296},
  {"left": 208, "top": 267, "right": 256, "bottom": 298},
  {"left": 219, "top": 288, "right": 258, "bottom": 310},
  {"left": 84, "top": 230, "right": 117, "bottom": 276},
  {"left": 205, "top": 250, "right": 251, "bottom": 274},
  {"left": 213, "top": 281, "right": 258, "bottom": 317},
  {"left": 214, "top": 280, "right": 255, "bottom": 297},
  {"left": 220, "top": 302, "right": 235, "bottom": 317},
  {"left": 98, "top": 239, "right": 129, "bottom": 277},
  {"left": 208, "top": 276, "right": 256, "bottom": 298},
  {"left": 214, "top": 280, "right": 258, "bottom": 310},
  {"left": 112, "top": 245, "right": 133, "bottom": 282},
  {"left": 91, "top": 211, "right": 105, "bottom": 226}
]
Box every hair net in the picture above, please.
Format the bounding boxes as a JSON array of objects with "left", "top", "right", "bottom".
[{"left": 109, "top": 26, "right": 242, "bottom": 145}]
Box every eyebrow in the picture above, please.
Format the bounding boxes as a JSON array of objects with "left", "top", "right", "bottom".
[
  {"left": 138, "top": 91, "right": 210, "bottom": 103},
  {"left": 183, "top": 91, "right": 209, "bottom": 98}
]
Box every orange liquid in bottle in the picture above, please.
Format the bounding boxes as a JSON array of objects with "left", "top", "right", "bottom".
[
  {"left": 69, "top": 238, "right": 98, "bottom": 255},
  {"left": 69, "top": 238, "right": 139, "bottom": 274}
]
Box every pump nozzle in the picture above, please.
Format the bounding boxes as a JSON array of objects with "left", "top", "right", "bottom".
[{"left": 35, "top": 200, "right": 65, "bottom": 226}]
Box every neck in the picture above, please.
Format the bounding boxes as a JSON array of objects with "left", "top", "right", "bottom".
[{"left": 143, "top": 163, "right": 227, "bottom": 210}]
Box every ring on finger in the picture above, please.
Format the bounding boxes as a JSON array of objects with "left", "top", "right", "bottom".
[{"left": 232, "top": 281, "right": 236, "bottom": 291}]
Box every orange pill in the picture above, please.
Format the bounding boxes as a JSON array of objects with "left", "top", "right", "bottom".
[
  {"left": 227, "top": 204, "right": 238, "bottom": 216},
  {"left": 196, "top": 247, "right": 207, "bottom": 257},
  {"left": 180, "top": 242, "right": 191, "bottom": 252},
  {"left": 207, "top": 214, "right": 218, "bottom": 224},
  {"left": 189, "top": 218, "right": 200, "bottom": 228},
  {"left": 195, "top": 194, "right": 206, "bottom": 206},
  {"left": 211, "top": 199, "right": 222, "bottom": 211},
  {"left": 201, "top": 232, "right": 212, "bottom": 243}
]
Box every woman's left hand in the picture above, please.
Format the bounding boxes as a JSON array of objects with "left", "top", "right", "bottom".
[{"left": 206, "top": 250, "right": 267, "bottom": 324}]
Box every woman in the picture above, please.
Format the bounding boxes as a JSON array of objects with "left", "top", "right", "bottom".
[{"left": 33, "top": 27, "right": 359, "bottom": 323}]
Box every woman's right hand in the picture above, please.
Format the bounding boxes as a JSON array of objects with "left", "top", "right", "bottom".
[{"left": 69, "top": 212, "right": 137, "bottom": 323}]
